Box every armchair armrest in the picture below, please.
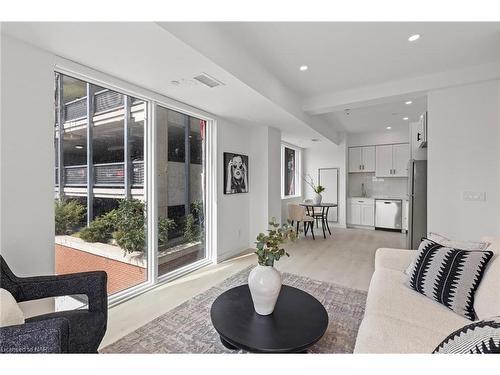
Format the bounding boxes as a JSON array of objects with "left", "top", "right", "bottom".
[
  {"left": 15, "top": 271, "right": 107, "bottom": 313},
  {"left": 0, "top": 318, "right": 69, "bottom": 353}
]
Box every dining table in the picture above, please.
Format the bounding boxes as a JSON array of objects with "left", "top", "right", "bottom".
[{"left": 299, "top": 202, "right": 337, "bottom": 239}]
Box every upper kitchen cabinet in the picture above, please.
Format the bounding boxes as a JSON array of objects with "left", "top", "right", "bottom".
[
  {"left": 393, "top": 144, "right": 410, "bottom": 177},
  {"left": 348, "top": 146, "right": 375, "bottom": 173},
  {"left": 375, "top": 143, "right": 410, "bottom": 177}
]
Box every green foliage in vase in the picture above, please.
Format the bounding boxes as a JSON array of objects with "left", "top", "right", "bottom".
[
  {"left": 254, "top": 218, "right": 297, "bottom": 267},
  {"left": 315, "top": 185, "right": 325, "bottom": 194},
  {"left": 55, "top": 199, "right": 86, "bottom": 235}
]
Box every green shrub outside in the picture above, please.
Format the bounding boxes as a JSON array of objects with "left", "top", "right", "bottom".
[
  {"left": 76, "top": 198, "right": 176, "bottom": 254},
  {"left": 55, "top": 199, "right": 85, "bottom": 235},
  {"left": 79, "top": 211, "right": 116, "bottom": 243}
]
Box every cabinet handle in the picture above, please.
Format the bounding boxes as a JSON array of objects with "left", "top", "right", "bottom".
[{"left": 359, "top": 165, "right": 362, "bottom": 170}]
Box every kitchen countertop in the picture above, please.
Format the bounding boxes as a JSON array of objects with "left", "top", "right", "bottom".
[{"left": 349, "top": 195, "right": 409, "bottom": 200}]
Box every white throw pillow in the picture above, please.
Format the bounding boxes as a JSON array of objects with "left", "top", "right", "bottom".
[
  {"left": 404, "top": 233, "right": 491, "bottom": 275},
  {"left": 474, "top": 237, "right": 500, "bottom": 320},
  {"left": 428, "top": 232, "right": 491, "bottom": 251},
  {"left": 0, "top": 288, "right": 25, "bottom": 327}
]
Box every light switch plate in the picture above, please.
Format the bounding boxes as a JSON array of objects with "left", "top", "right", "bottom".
[{"left": 462, "top": 191, "right": 486, "bottom": 201}]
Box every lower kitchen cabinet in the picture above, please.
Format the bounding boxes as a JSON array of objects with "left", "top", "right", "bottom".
[{"left": 348, "top": 198, "right": 375, "bottom": 227}]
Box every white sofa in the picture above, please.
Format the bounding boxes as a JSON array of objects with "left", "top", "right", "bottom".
[{"left": 354, "top": 237, "right": 500, "bottom": 353}]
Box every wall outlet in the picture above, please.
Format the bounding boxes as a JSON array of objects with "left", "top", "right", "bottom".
[{"left": 462, "top": 191, "right": 486, "bottom": 201}]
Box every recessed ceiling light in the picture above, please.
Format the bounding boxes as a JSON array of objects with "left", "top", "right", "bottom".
[
  {"left": 405, "top": 100, "right": 413, "bottom": 105},
  {"left": 386, "top": 126, "right": 392, "bottom": 130},
  {"left": 75, "top": 145, "right": 84, "bottom": 149},
  {"left": 403, "top": 117, "right": 409, "bottom": 121},
  {"left": 299, "top": 65, "right": 308, "bottom": 71},
  {"left": 408, "top": 34, "right": 420, "bottom": 42}
]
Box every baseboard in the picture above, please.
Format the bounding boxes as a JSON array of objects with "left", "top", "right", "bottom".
[
  {"left": 217, "top": 247, "right": 253, "bottom": 263},
  {"left": 347, "top": 224, "right": 375, "bottom": 230}
]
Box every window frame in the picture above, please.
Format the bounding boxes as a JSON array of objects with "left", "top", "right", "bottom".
[
  {"left": 281, "top": 142, "right": 302, "bottom": 199},
  {"left": 54, "top": 58, "right": 218, "bottom": 308}
]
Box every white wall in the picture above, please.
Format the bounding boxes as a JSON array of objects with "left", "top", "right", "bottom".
[
  {"left": 427, "top": 79, "right": 500, "bottom": 240},
  {"left": 217, "top": 121, "right": 282, "bottom": 261},
  {"left": 347, "top": 127, "right": 409, "bottom": 147},
  {"left": 1, "top": 35, "right": 55, "bottom": 276},
  {"left": 216, "top": 119, "right": 252, "bottom": 261},
  {"left": 248, "top": 126, "right": 282, "bottom": 247},
  {"left": 303, "top": 139, "right": 348, "bottom": 227}
]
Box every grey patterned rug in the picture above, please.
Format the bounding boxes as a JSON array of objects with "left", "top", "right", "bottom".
[{"left": 101, "top": 267, "right": 367, "bottom": 353}]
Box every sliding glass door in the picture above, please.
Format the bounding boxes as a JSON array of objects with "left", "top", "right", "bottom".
[
  {"left": 54, "top": 73, "right": 147, "bottom": 302},
  {"left": 54, "top": 70, "right": 212, "bottom": 306},
  {"left": 156, "top": 106, "right": 206, "bottom": 276}
]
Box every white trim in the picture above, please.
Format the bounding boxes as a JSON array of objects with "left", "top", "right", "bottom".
[
  {"left": 54, "top": 58, "right": 218, "bottom": 307},
  {"left": 281, "top": 142, "right": 302, "bottom": 199}
]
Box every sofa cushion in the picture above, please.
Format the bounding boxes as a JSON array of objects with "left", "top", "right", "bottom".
[
  {"left": 354, "top": 312, "right": 446, "bottom": 353},
  {"left": 404, "top": 235, "right": 492, "bottom": 275},
  {"left": 0, "top": 288, "right": 25, "bottom": 328},
  {"left": 366, "top": 267, "right": 470, "bottom": 334},
  {"left": 375, "top": 248, "right": 416, "bottom": 272},
  {"left": 407, "top": 238, "right": 493, "bottom": 320},
  {"left": 433, "top": 316, "right": 500, "bottom": 354},
  {"left": 474, "top": 237, "right": 500, "bottom": 320}
]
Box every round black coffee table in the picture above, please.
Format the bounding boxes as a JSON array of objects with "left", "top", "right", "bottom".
[{"left": 210, "top": 284, "right": 328, "bottom": 353}]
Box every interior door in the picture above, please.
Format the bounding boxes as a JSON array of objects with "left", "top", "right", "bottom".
[
  {"left": 348, "top": 147, "right": 362, "bottom": 173},
  {"left": 393, "top": 143, "right": 410, "bottom": 177},
  {"left": 318, "top": 168, "right": 338, "bottom": 222},
  {"left": 375, "top": 145, "right": 393, "bottom": 177},
  {"left": 361, "top": 146, "right": 375, "bottom": 172}
]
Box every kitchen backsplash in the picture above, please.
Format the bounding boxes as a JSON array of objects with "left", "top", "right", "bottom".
[{"left": 348, "top": 173, "right": 408, "bottom": 198}]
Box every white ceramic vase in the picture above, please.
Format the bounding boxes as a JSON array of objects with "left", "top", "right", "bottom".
[
  {"left": 313, "top": 193, "right": 323, "bottom": 205},
  {"left": 248, "top": 265, "right": 282, "bottom": 315}
]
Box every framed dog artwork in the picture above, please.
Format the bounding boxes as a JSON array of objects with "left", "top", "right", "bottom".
[{"left": 223, "top": 152, "right": 249, "bottom": 194}]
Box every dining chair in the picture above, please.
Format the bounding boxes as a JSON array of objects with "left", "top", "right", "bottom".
[
  {"left": 287, "top": 203, "right": 315, "bottom": 240},
  {"left": 304, "top": 199, "right": 323, "bottom": 228}
]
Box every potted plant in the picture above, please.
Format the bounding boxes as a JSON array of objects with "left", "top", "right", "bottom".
[
  {"left": 304, "top": 175, "right": 326, "bottom": 204},
  {"left": 248, "top": 218, "right": 297, "bottom": 315}
]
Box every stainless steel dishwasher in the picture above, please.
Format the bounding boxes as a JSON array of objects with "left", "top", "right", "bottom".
[{"left": 375, "top": 199, "right": 402, "bottom": 230}]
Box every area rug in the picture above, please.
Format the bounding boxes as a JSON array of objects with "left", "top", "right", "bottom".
[{"left": 101, "top": 267, "right": 367, "bottom": 353}]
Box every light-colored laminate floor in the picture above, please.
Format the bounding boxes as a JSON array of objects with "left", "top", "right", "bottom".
[{"left": 100, "top": 227, "right": 407, "bottom": 349}]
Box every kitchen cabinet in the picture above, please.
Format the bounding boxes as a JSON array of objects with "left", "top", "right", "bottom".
[
  {"left": 361, "top": 204, "right": 375, "bottom": 226},
  {"left": 348, "top": 146, "right": 375, "bottom": 172},
  {"left": 347, "top": 198, "right": 375, "bottom": 227},
  {"left": 375, "top": 143, "right": 410, "bottom": 177}
]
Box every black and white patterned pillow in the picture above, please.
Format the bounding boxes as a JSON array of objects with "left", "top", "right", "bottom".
[
  {"left": 433, "top": 317, "right": 500, "bottom": 353},
  {"left": 407, "top": 238, "right": 493, "bottom": 320}
]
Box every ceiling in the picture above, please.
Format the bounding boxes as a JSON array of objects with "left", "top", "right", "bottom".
[
  {"left": 328, "top": 96, "right": 427, "bottom": 133},
  {"left": 215, "top": 22, "right": 500, "bottom": 97},
  {"left": 3, "top": 22, "right": 499, "bottom": 143},
  {"left": 2, "top": 22, "right": 332, "bottom": 147}
]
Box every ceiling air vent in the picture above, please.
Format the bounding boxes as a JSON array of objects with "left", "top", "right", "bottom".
[{"left": 193, "top": 73, "right": 224, "bottom": 88}]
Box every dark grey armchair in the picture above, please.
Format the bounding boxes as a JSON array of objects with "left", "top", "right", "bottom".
[{"left": 0, "top": 255, "right": 107, "bottom": 353}]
